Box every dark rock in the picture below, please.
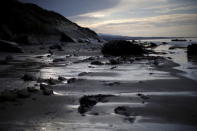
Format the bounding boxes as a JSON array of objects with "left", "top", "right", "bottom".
[
  {"left": 60, "top": 33, "right": 74, "bottom": 42},
  {"left": 53, "top": 58, "right": 66, "bottom": 63},
  {"left": 188, "top": 44, "right": 197, "bottom": 55},
  {"left": 137, "top": 93, "right": 150, "bottom": 100},
  {"left": 104, "top": 82, "right": 120, "bottom": 86},
  {"left": 17, "top": 89, "right": 31, "bottom": 98},
  {"left": 109, "top": 58, "right": 122, "bottom": 65},
  {"left": 48, "top": 50, "right": 53, "bottom": 55},
  {"left": 42, "top": 88, "right": 53, "bottom": 96},
  {"left": 91, "top": 61, "right": 104, "bottom": 65},
  {"left": 78, "top": 72, "right": 88, "bottom": 76},
  {"left": 46, "top": 78, "right": 59, "bottom": 85},
  {"left": 5, "top": 55, "right": 14, "bottom": 61},
  {"left": 149, "top": 42, "right": 157, "bottom": 48},
  {"left": 102, "top": 40, "right": 146, "bottom": 56},
  {"left": 0, "top": 40, "right": 23, "bottom": 53},
  {"left": 78, "top": 94, "right": 113, "bottom": 114},
  {"left": 58, "top": 76, "right": 67, "bottom": 81},
  {"left": 49, "top": 44, "right": 64, "bottom": 51},
  {"left": 67, "top": 78, "right": 77, "bottom": 84},
  {"left": 114, "top": 106, "right": 131, "bottom": 116},
  {"left": 40, "top": 83, "right": 49, "bottom": 90},
  {"left": 27, "top": 87, "right": 39, "bottom": 92},
  {"left": 162, "top": 42, "right": 168, "bottom": 45},
  {"left": 21, "top": 73, "right": 37, "bottom": 81},
  {"left": 0, "top": 90, "right": 16, "bottom": 102}
]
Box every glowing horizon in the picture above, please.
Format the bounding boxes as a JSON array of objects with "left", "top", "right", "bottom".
[{"left": 20, "top": 0, "right": 197, "bottom": 37}]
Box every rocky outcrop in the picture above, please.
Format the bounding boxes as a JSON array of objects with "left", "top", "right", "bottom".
[
  {"left": 102, "top": 40, "right": 146, "bottom": 56},
  {"left": 0, "top": 0, "right": 100, "bottom": 44}
]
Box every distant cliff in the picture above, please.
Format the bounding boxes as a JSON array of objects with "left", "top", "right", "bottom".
[{"left": 0, "top": 0, "right": 101, "bottom": 44}]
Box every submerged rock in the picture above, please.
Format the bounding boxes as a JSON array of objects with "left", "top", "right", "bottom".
[{"left": 102, "top": 40, "right": 146, "bottom": 56}]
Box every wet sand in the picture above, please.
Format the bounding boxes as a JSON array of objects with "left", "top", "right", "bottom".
[{"left": 0, "top": 42, "right": 197, "bottom": 131}]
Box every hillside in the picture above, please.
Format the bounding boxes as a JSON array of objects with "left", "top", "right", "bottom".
[{"left": 0, "top": 0, "right": 100, "bottom": 44}]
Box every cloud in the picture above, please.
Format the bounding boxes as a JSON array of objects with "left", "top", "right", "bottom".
[{"left": 21, "top": 0, "right": 197, "bottom": 37}]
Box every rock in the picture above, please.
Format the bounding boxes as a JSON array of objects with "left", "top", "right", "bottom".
[
  {"left": 91, "top": 61, "right": 104, "bottom": 65},
  {"left": 148, "top": 42, "right": 157, "bottom": 48},
  {"left": 188, "top": 44, "right": 197, "bottom": 55},
  {"left": 102, "top": 40, "right": 146, "bottom": 56},
  {"left": 109, "top": 58, "right": 122, "bottom": 65},
  {"left": 49, "top": 44, "right": 64, "bottom": 51},
  {"left": 0, "top": 40, "right": 23, "bottom": 53},
  {"left": 78, "top": 72, "right": 88, "bottom": 76},
  {"left": 5, "top": 55, "right": 14, "bottom": 61},
  {"left": 27, "top": 87, "right": 39, "bottom": 92},
  {"left": 0, "top": 90, "right": 16, "bottom": 101},
  {"left": 42, "top": 88, "right": 53, "bottom": 96},
  {"left": 67, "top": 78, "right": 77, "bottom": 84},
  {"left": 137, "top": 93, "right": 150, "bottom": 100},
  {"left": 58, "top": 76, "right": 67, "bottom": 81},
  {"left": 53, "top": 58, "right": 66, "bottom": 62},
  {"left": 60, "top": 33, "right": 75, "bottom": 42},
  {"left": 78, "top": 94, "right": 113, "bottom": 114},
  {"left": 21, "top": 73, "right": 37, "bottom": 81},
  {"left": 40, "top": 83, "right": 49, "bottom": 90},
  {"left": 46, "top": 78, "right": 59, "bottom": 85},
  {"left": 103, "top": 82, "right": 120, "bottom": 86},
  {"left": 17, "top": 89, "right": 31, "bottom": 98},
  {"left": 114, "top": 106, "right": 131, "bottom": 116},
  {"left": 110, "top": 66, "right": 117, "bottom": 70},
  {"left": 48, "top": 50, "right": 53, "bottom": 55},
  {"left": 162, "top": 42, "right": 168, "bottom": 45}
]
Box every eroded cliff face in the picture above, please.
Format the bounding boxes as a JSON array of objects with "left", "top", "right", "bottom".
[{"left": 0, "top": 0, "right": 100, "bottom": 44}]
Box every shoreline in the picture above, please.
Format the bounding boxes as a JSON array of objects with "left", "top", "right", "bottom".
[{"left": 0, "top": 42, "right": 197, "bottom": 131}]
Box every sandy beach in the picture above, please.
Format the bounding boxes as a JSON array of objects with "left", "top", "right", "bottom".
[{"left": 0, "top": 42, "right": 197, "bottom": 131}]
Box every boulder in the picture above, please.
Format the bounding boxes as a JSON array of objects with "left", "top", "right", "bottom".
[
  {"left": 42, "top": 88, "right": 53, "bottom": 96},
  {"left": 0, "top": 40, "right": 23, "bottom": 53},
  {"left": 91, "top": 61, "right": 104, "bottom": 65},
  {"left": 58, "top": 76, "right": 67, "bottom": 81},
  {"left": 67, "top": 78, "right": 77, "bottom": 84},
  {"left": 188, "top": 44, "right": 197, "bottom": 55},
  {"left": 102, "top": 40, "right": 146, "bottom": 56},
  {"left": 21, "top": 73, "right": 37, "bottom": 81}
]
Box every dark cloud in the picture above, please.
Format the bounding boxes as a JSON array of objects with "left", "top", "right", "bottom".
[{"left": 19, "top": 0, "right": 120, "bottom": 17}]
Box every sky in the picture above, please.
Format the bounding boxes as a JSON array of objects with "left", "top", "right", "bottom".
[{"left": 20, "top": 0, "right": 197, "bottom": 37}]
